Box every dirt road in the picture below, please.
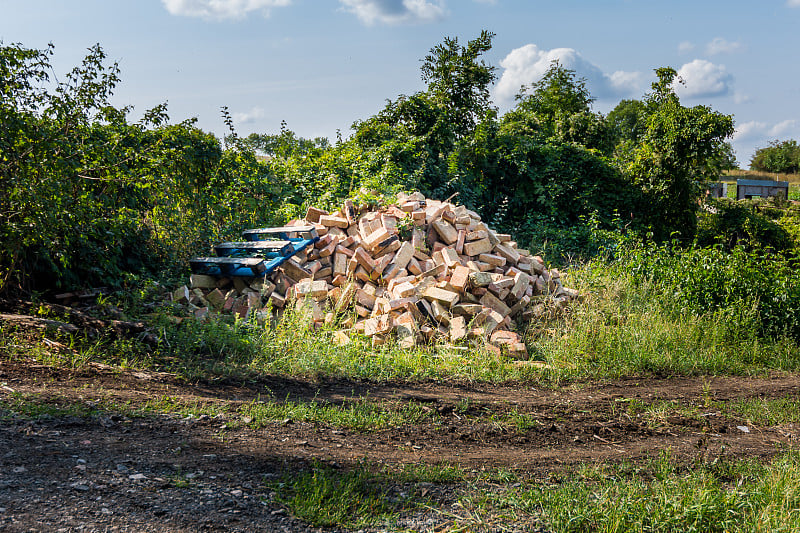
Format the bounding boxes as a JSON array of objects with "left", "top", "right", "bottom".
[{"left": 1, "top": 359, "right": 798, "bottom": 531}]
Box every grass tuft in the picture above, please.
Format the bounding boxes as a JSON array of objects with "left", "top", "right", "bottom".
[{"left": 271, "top": 461, "right": 410, "bottom": 528}]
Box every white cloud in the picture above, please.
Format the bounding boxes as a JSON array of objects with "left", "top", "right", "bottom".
[
  {"left": 338, "top": 0, "right": 447, "bottom": 25},
  {"left": 162, "top": 0, "right": 291, "bottom": 20},
  {"left": 494, "top": 44, "right": 645, "bottom": 105},
  {"left": 705, "top": 37, "right": 744, "bottom": 56},
  {"left": 733, "top": 92, "right": 752, "bottom": 104},
  {"left": 734, "top": 120, "right": 798, "bottom": 141},
  {"left": 769, "top": 119, "right": 797, "bottom": 137},
  {"left": 232, "top": 106, "right": 266, "bottom": 124},
  {"left": 787, "top": 0, "right": 800, "bottom": 7},
  {"left": 734, "top": 121, "right": 767, "bottom": 140},
  {"left": 678, "top": 41, "right": 695, "bottom": 54},
  {"left": 675, "top": 59, "right": 733, "bottom": 98}
]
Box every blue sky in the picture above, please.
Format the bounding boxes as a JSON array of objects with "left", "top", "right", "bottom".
[{"left": 2, "top": 0, "right": 799, "bottom": 166}]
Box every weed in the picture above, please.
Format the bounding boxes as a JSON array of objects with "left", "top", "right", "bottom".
[
  {"left": 240, "top": 396, "right": 435, "bottom": 431},
  {"left": 388, "top": 463, "right": 465, "bottom": 483},
  {"left": 271, "top": 461, "right": 410, "bottom": 528},
  {"left": 458, "top": 452, "right": 800, "bottom": 533}
]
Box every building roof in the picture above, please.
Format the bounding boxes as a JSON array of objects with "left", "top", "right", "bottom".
[{"left": 736, "top": 179, "right": 789, "bottom": 187}]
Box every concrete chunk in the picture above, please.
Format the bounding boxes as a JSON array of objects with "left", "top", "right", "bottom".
[
  {"left": 189, "top": 274, "right": 217, "bottom": 290},
  {"left": 468, "top": 271, "right": 494, "bottom": 287},
  {"left": 295, "top": 280, "right": 328, "bottom": 299},
  {"left": 449, "top": 316, "right": 467, "bottom": 341},
  {"left": 305, "top": 206, "right": 328, "bottom": 224},
  {"left": 363, "top": 227, "right": 392, "bottom": 251},
  {"left": 393, "top": 241, "right": 415, "bottom": 271},
  {"left": 494, "top": 243, "right": 521, "bottom": 265},
  {"left": 364, "top": 314, "right": 393, "bottom": 336},
  {"left": 480, "top": 292, "right": 511, "bottom": 317},
  {"left": 449, "top": 265, "right": 471, "bottom": 292},
  {"left": 441, "top": 247, "right": 460, "bottom": 267},
  {"left": 510, "top": 272, "right": 531, "bottom": 300},
  {"left": 319, "top": 215, "right": 349, "bottom": 228}
]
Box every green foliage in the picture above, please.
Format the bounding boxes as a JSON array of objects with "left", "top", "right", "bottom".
[
  {"left": 272, "top": 462, "right": 409, "bottom": 528},
  {"left": 607, "top": 98, "right": 647, "bottom": 145},
  {"left": 621, "top": 67, "right": 735, "bottom": 240},
  {"left": 505, "top": 61, "right": 614, "bottom": 154},
  {"left": 241, "top": 119, "right": 330, "bottom": 158},
  {"left": 618, "top": 241, "right": 800, "bottom": 342},
  {"left": 240, "top": 397, "right": 434, "bottom": 431},
  {"left": 710, "top": 141, "right": 738, "bottom": 171},
  {"left": 696, "top": 198, "right": 795, "bottom": 251},
  {"left": 537, "top": 262, "right": 799, "bottom": 379},
  {"left": 419, "top": 29, "right": 497, "bottom": 140},
  {"left": 750, "top": 139, "right": 800, "bottom": 174},
  {"left": 501, "top": 453, "right": 800, "bottom": 532},
  {"left": 0, "top": 34, "right": 755, "bottom": 301},
  {"left": 0, "top": 42, "right": 283, "bottom": 294}
]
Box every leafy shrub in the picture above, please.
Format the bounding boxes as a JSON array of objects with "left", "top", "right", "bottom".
[
  {"left": 0, "top": 42, "right": 284, "bottom": 294},
  {"left": 618, "top": 242, "right": 800, "bottom": 341},
  {"left": 750, "top": 139, "right": 800, "bottom": 174},
  {"left": 695, "top": 198, "right": 794, "bottom": 251}
]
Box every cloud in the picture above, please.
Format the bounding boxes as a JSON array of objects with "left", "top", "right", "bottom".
[
  {"left": 705, "top": 37, "right": 744, "bottom": 56},
  {"left": 338, "top": 0, "right": 446, "bottom": 25},
  {"left": 675, "top": 59, "right": 733, "bottom": 98},
  {"left": 678, "top": 41, "right": 695, "bottom": 54},
  {"left": 733, "top": 92, "right": 752, "bottom": 104},
  {"left": 494, "top": 44, "right": 645, "bottom": 104},
  {"left": 788, "top": 0, "right": 800, "bottom": 7},
  {"left": 734, "top": 119, "right": 798, "bottom": 140},
  {"left": 232, "top": 106, "right": 266, "bottom": 124},
  {"left": 769, "top": 119, "right": 797, "bottom": 137},
  {"left": 734, "top": 121, "right": 767, "bottom": 140},
  {"left": 162, "top": 0, "right": 291, "bottom": 20}
]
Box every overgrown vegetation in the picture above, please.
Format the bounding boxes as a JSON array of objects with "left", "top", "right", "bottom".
[
  {"left": 750, "top": 139, "right": 800, "bottom": 174},
  {"left": 3, "top": 34, "right": 800, "bottom": 532},
  {"left": 488, "top": 452, "right": 800, "bottom": 532},
  {"left": 2, "top": 34, "right": 739, "bottom": 294},
  {"left": 1, "top": 42, "right": 283, "bottom": 294},
  {"left": 264, "top": 453, "right": 800, "bottom": 532}
]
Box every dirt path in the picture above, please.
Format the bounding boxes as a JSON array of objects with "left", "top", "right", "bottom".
[{"left": 1, "top": 359, "right": 799, "bottom": 531}]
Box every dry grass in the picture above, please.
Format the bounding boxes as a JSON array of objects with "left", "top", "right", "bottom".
[{"left": 724, "top": 169, "right": 800, "bottom": 184}]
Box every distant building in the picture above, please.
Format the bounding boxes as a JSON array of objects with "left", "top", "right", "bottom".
[
  {"left": 705, "top": 182, "right": 727, "bottom": 198},
  {"left": 736, "top": 179, "right": 789, "bottom": 200}
]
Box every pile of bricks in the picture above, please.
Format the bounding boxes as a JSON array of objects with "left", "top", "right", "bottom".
[{"left": 173, "top": 192, "right": 579, "bottom": 359}]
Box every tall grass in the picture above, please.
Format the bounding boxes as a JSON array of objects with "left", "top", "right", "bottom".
[
  {"left": 534, "top": 264, "right": 800, "bottom": 380},
  {"left": 154, "top": 308, "right": 518, "bottom": 382},
  {"left": 4, "top": 240, "right": 799, "bottom": 384}
]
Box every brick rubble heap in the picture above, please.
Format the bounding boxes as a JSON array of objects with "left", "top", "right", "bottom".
[{"left": 173, "top": 192, "right": 579, "bottom": 358}]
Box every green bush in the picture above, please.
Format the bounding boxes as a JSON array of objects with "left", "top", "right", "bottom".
[
  {"left": 695, "top": 198, "right": 794, "bottom": 251},
  {"left": 0, "top": 42, "right": 285, "bottom": 294},
  {"left": 618, "top": 242, "right": 800, "bottom": 341},
  {"left": 750, "top": 139, "right": 800, "bottom": 174}
]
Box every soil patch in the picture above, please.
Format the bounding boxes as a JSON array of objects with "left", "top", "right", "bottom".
[{"left": 1, "top": 358, "right": 798, "bottom": 531}]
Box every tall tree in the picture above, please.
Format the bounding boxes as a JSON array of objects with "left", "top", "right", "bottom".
[
  {"left": 348, "top": 31, "right": 499, "bottom": 197},
  {"left": 502, "top": 61, "right": 613, "bottom": 154},
  {"left": 750, "top": 139, "right": 800, "bottom": 174},
  {"left": 606, "top": 98, "right": 647, "bottom": 144},
  {"left": 623, "top": 67, "right": 734, "bottom": 239},
  {"left": 419, "top": 29, "right": 497, "bottom": 140}
]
